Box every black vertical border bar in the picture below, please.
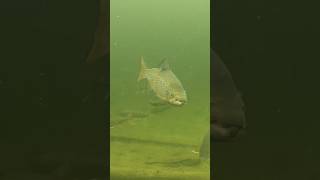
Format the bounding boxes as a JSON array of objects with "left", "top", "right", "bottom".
[
  {"left": 0, "top": 0, "right": 111, "bottom": 178},
  {"left": 106, "top": 0, "right": 111, "bottom": 178},
  {"left": 210, "top": 0, "right": 215, "bottom": 178}
]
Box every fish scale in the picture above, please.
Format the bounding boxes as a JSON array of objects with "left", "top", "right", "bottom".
[{"left": 148, "top": 73, "right": 170, "bottom": 100}]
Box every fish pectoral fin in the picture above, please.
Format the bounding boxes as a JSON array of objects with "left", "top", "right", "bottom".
[
  {"left": 149, "top": 98, "right": 168, "bottom": 106},
  {"left": 159, "top": 57, "right": 170, "bottom": 71},
  {"left": 149, "top": 98, "right": 170, "bottom": 113}
]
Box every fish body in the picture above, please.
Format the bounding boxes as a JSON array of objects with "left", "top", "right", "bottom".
[
  {"left": 210, "top": 49, "right": 246, "bottom": 140},
  {"left": 198, "top": 50, "right": 246, "bottom": 161},
  {"left": 86, "top": 0, "right": 109, "bottom": 64},
  {"left": 138, "top": 57, "right": 187, "bottom": 106}
]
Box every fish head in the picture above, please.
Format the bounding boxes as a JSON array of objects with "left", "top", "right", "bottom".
[{"left": 168, "top": 91, "right": 187, "bottom": 106}]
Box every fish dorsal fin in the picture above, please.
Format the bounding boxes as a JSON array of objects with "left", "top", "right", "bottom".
[{"left": 159, "top": 57, "right": 170, "bottom": 71}]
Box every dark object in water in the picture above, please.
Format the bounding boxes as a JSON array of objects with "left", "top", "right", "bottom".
[
  {"left": 198, "top": 50, "right": 246, "bottom": 159},
  {"left": 210, "top": 49, "right": 246, "bottom": 141},
  {"left": 86, "top": 0, "right": 109, "bottom": 64}
]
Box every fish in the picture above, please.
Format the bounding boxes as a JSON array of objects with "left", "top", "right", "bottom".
[
  {"left": 86, "top": 0, "right": 109, "bottom": 64},
  {"left": 210, "top": 49, "right": 246, "bottom": 140},
  {"left": 137, "top": 57, "right": 187, "bottom": 106},
  {"left": 198, "top": 49, "right": 246, "bottom": 160}
]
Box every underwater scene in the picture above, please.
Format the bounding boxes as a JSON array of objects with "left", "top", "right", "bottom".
[
  {"left": 3, "top": 0, "right": 320, "bottom": 179},
  {"left": 110, "top": 0, "right": 210, "bottom": 179}
]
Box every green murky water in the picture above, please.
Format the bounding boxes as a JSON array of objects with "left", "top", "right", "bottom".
[{"left": 110, "top": 0, "right": 210, "bottom": 179}]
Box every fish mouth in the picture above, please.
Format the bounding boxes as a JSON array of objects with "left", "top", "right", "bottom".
[{"left": 170, "top": 99, "right": 187, "bottom": 106}]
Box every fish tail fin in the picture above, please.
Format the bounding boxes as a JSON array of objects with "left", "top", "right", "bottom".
[{"left": 138, "top": 56, "right": 147, "bottom": 82}]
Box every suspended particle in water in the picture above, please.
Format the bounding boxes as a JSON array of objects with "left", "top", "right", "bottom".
[
  {"left": 116, "top": 15, "right": 121, "bottom": 24},
  {"left": 191, "top": 150, "right": 199, "bottom": 154},
  {"left": 257, "top": 15, "right": 262, "bottom": 21}
]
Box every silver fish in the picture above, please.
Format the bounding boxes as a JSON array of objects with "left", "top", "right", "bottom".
[{"left": 137, "top": 57, "right": 187, "bottom": 106}]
